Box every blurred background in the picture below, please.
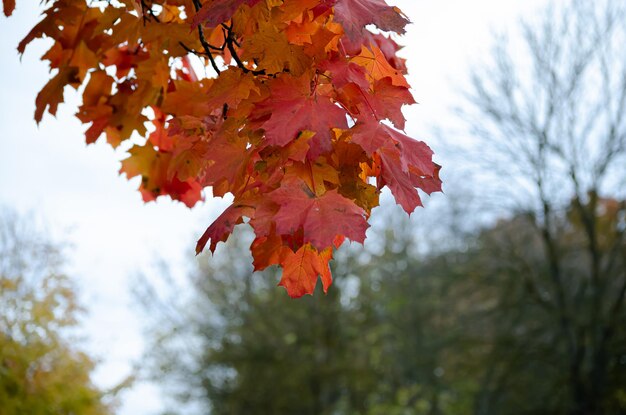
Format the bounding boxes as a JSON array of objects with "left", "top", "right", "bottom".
[{"left": 1, "top": 0, "right": 625, "bottom": 414}]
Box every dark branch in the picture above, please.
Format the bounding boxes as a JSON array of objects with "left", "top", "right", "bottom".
[
  {"left": 140, "top": 0, "right": 160, "bottom": 24},
  {"left": 179, "top": 41, "right": 224, "bottom": 57},
  {"left": 191, "top": 0, "right": 221, "bottom": 75},
  {"left": 222, "top": 24, "right": 265, "bottom": 75}
]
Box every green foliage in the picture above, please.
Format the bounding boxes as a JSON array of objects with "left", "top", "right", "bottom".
[
  {"left": 139, "top": 196, "right": 626, "bottom": 415},
  {"left": 138, "top": 211, "right": 470, "bottom": 414},
  {"left": 0, "top": 210, "right": 115, "bottom": 415}
]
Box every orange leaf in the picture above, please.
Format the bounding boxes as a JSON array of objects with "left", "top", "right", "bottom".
[
  {"left": 34, "top": 67, "right": 78, "bottom": 123},
  {"left": 351, "top": 44, "right": 409, "bottom": 88},
  {"left": 278, "top": 244, "right": 333, "bottom": 298}
]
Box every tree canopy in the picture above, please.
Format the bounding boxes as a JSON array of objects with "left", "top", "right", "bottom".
[{"left": 0, "top": 210, "right": 117, "bottom": 414}]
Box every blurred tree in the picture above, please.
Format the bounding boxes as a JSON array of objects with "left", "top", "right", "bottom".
[
  {"left": 140, "top": 198, "right": 625, "bottom": 415},
  {"left": 138, "top": 231, "right": 371, "bottom": 415},
  {"left": 457, "top": 198, "right": 626, "bottom": 415},
  {"left": 0, "top": 209, "right": 117, "bottom": 414},
  {"left": 138, "top": 208, "right": 476, "bottom": 415},
  {"left": 459, "top": 0, "right": 626, "bottom": 413},
  {"left": 335, "top": 217, "right": 467, "bottom": 415}
]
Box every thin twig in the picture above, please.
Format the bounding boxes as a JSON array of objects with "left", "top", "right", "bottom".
[
  {"left": 223, "top": 24, "right": 265, "bottom": 75},
  {"left": 179, "top": 41, "right": 224, "bottom": 57},
  {"left": 140, "top": 0, "right": 160, "bottom": 24},
  {"left": 191, "top": 0, "right": 221, "bottom": 74}
]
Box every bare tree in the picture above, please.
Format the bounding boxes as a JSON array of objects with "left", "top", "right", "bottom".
[{"left": 459, "top": 1, "right": 626, "bottom": 414}]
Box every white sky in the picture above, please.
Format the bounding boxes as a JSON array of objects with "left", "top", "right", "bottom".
[{"left": 0, "top": 1, "right": 547, "bottom": 413}]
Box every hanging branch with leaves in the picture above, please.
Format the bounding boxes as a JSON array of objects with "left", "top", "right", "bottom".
[{"left": 4, "top": 0, "right": 441, "bottom": 297}]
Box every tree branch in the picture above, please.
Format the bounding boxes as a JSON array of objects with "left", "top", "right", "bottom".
[{"left": 191, "top": 0, "right": 221, "bottom": 75}]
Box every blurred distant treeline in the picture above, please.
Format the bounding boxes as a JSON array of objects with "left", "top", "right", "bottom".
[
  {"left": 139, "top": 1, "right": 626, "bottom": 414},
  {"left": 140, "top": 194, "right": 625, "bottom": 415},
  {"left": 0, "top": 211, "right": 117, "bottom": 414}
]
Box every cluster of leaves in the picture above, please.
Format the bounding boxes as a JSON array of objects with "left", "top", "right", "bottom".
[{"left": 5, "top": 0, "right": 441, "bottom": 297}]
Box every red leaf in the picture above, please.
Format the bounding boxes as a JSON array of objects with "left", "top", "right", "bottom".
[
  {"left": 369, "top": 77, "right": 415, "bottom": 129},
  {"left": 351, "top": 120, "right": 435, "bottom": 176},
  {"left": 319, "top": 57, "right": 370, "bottom": 90},
  {"left": 410, "top": 163, "right": 443, "bottom": 195},
  {"left": 254, "top": 75, "right": 347, "bottom": 159},
  {"left": 350, "top": 120, "right": 391, "bottom": 155},
  {"left": 191, "top": 0, "right": 262, "bottom": 28},
  {"left": 196, "top": 204, "right": 255, "bottom": 254},
  {"left": 333, "top": 0, "right": 409, "bottom": 40},
  {"left": 250, "top": 233, "right": 284, "bottom": 271},
  {"left": 378, "top": 145, "right": 424, "bottom": 214},
  {"left": 377, "top": 143, "right": 441, "bottom": 214},
  {"left": 201, "top": 132, "right": 252, "bottom": 189},
  {"left": 385, "top": 126, "right": 435, "bottom": 176},
  {"left": 270, "top": 176, "right": 369, "bottom": 250}
]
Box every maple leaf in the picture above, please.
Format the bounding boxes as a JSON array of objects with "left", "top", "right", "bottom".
[
  {"left": 196, "top": 204, "right": 256, "bottom": 254},
  {"left": 287, "top": 157, "right": 340, "bottom": 196},
  {"left": 35, "top": 67, "right": 78, "bottom": 123},
  {"left": 351, "top": 119, "right": 435, "bottom": 175},
  {"left": 241, "top": 18, "right": 312, "bottom": 75},
  {"left": 350, "top": 119, "right": 438, "bottom": 213},
  {"left": 191, "top": 0, "right": 262, "bottom": 29},
  {"left": 377, "top": 146, "right": 424, "bottom": 214},
  {"left": 76, "top": 70, "right": 114, "bottom": 144},
  {"left": 333, "top": 0, "right": 409, "bottom": 40},
  {"left": 278, "top": 244, "right": 333, "bottom": 298},
  {"left": 250, "top": 232, "right": 284, "bottom": 271},
  {"left": 201, "top": 131, "right": 253, "bottom": 193},
  {"left": 120, "top": 144, "right": 203, "bottom": 208},
  {"left": 253, "top": 75, "right": 347, "bottom": 159},
  {"left": 270, "top": 176, "right": 369, "bottom": 250},
  {"left": 319, "top": 57, "right": 370, "bottom": 90},
  {"left": 351, "top": 44, "right": 409, "bottom": 88},
  {"left": 369, "top": 78, "right": 415, "bottom": 129}
]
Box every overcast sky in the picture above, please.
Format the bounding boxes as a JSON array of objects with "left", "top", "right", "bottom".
[{"left": 0, "top": 1, "right": 547, "bottom": 413}]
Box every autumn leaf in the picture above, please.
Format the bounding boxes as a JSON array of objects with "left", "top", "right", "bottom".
[
  {"left": 253, "top": 74, "right": 347, "bottom": 159},
  {"left": 351, "top": 44, "right": 410, "bottom": 88},
  {"left": 319, "top": 56, "right": 370, "bottom": 90},
  {"left": 250, "top": 232, "right": 285, "bottom": 271},
  {"left": 196, "top": 204, "right": 256, "bottom": 254},
  {"left": 333, "top": 0, "right": 409, "bottom": 41},
  {"left": 191, "top": 0, "right": 262, "bottom": 29},
  {"left": 34, "top": 67, "right": 78, "bottom": 123},
  {"left": 270, "top": 176, "right": 369, "bottom": 250},
  {"left": 2, "top": 0, "right": 15, "bottom": 16},
  {"left": 278, "top": 244, "right": 333, "bottom": 298},
  {"left": 369, "top": 77, "right": 415, "bottom": 129},
  {"left": 120, "top": 144, "right": 203, "bottom": 208},
  {"left": 377, "top": 145, "right": 425, "bottom": 214}
]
